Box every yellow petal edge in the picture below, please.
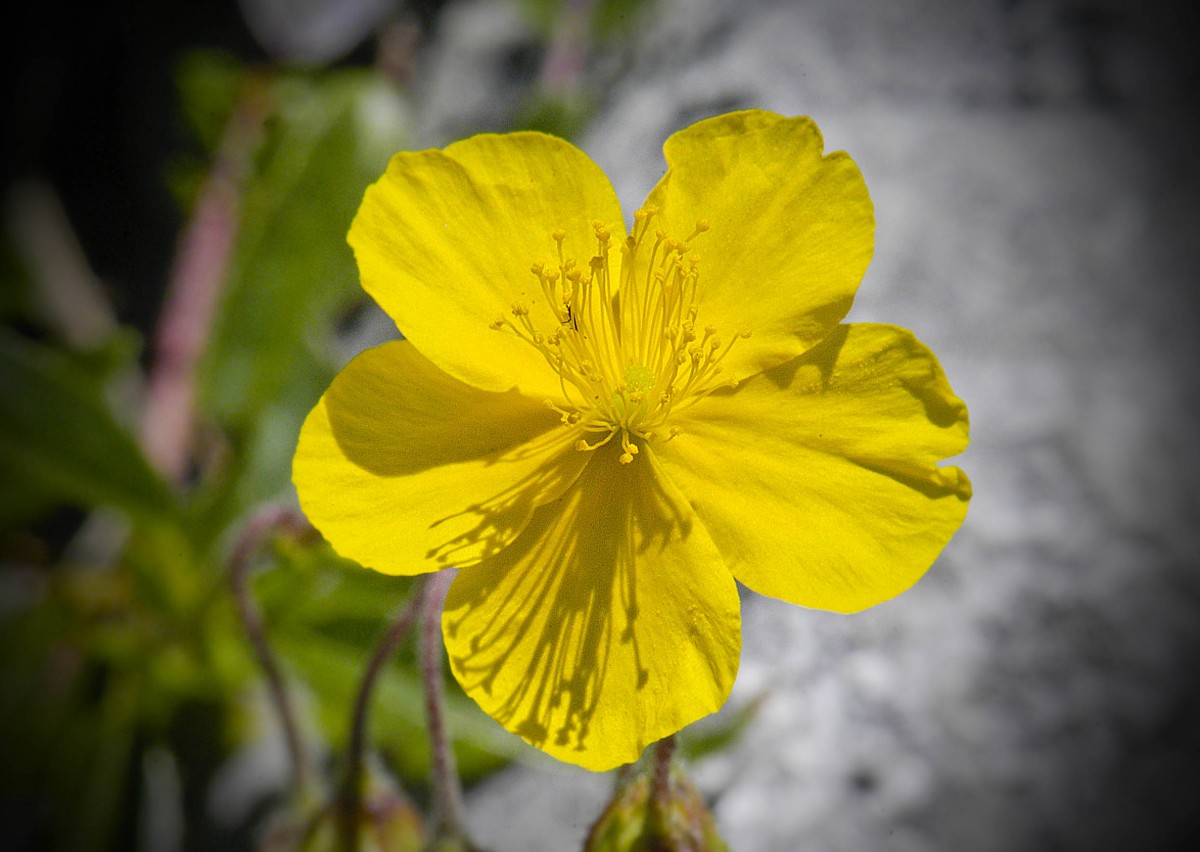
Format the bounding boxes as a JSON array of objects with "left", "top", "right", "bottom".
[
  {"left": 644, "top": 110, "right": 876, "bottom": 382},
  {"left": 348, "top": 132, "right": 625, "bottom": 400},
  {"left": 657, "top": 323, "right": 970, "bottom": 613},
  {"left": 293, "top": 340, "right": 587, "bottom": 575},
  {"left": 442, "top": 444, "right": 741, "bottom": 771}
]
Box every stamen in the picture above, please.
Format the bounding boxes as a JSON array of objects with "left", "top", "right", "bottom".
[{"left": 490, "top": 215, "right": 749, "bottom": 462}]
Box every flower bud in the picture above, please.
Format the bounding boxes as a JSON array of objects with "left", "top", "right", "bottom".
[
  {"left": 584, "top": 764, "right": 727, "bottom": 852},
  {"left": 259, "top": 764, "right": 426, "bottom": 852}
]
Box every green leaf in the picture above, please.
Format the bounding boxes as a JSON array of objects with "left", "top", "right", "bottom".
[
  {"left": 0, "top": 589, "right": 143, "bottom": 852},
  {"left": 192, "top": 69, "right": 411, "bottom": 535},
  {"left": 176, "top": 50, "right": 247, "bottom": 155},
  {"left": 201, "top": 70, "right": 410, "bottom": 428},
  {"left": 0, "top": 330, "right": 176, "bottom": 524}
]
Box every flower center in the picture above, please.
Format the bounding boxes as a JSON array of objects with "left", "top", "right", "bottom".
[{"left": 492, "top": 207, "right": 749, "bottom": 463}]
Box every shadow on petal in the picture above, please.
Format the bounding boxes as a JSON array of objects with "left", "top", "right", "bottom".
[
  {"left": 317, "top": 340, "right": 591, "bottom": 569},
  {"left": 323, "top": 350, "right": 554, "bottom": 478},
  {"left": 422, "top": 429, "right": 591, "bottom": 566},
  {"left": 442, "top": 445, "right": 740, "bottom": 770}
]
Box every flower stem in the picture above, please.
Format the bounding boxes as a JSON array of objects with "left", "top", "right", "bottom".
[
  {"left": 421, "top": 569, "right": 470, "bottom": 843},
  {"left": 649, "top": 734, "right": 676, "bottom": 831},
  {"left": 227, "top": 506, "right": 316, "bottom": 793},
  {"left": 338, "top": 577, "right": 428, "bottom": 850},
  {"left": 539, "top": 0, "right": 598, "bottom": 95},
  {"left": 139, "top": 77, "right": 269, "bottom": 483}
]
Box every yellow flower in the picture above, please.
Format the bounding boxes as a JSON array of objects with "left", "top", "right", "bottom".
[{"left": 293, "top": 110, "right": 971, "bottom": 771}]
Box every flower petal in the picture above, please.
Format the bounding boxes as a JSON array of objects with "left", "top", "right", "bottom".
[
  {"left": 293, "top": 340, "right": 588, "bottom": 575},
  {"left": 642, "top": 110, "right": 875, "bottom": 380},
  {"left": 656, "top": 324, "right": 970, "bottom": 613},
  {"left": 442, "top": 443, "right": 741, "bottom": 771},
  {"left": 349, "top": 132, "right": 625, "bottom": 398}
]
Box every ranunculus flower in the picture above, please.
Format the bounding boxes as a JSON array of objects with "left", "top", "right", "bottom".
[{"left": 293, "top": 110, "right": 971, "bottom": 771}]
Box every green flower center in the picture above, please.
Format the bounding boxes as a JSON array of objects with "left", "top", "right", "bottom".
[
  {"left": 493, "top": 207, "right": 748, "bottom": 463},
  {"left": 623, "top": 363, "right": 656, "bottom": 395}
]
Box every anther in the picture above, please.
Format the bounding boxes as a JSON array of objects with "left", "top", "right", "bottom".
[{"left": 498, "top": 217, "right": 738, "bottom": 465}]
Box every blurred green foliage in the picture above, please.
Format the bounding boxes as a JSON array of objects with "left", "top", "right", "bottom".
[
  {"left": 517, "top": 0, "right": 652, "bottom": 40},
  {"left": 0, "top": 330, "right": 169, "bottom": 527},
  {"left": 0, "top": 2, "right": 753, "bottom": 848},
  {"left": 191, "top": 57, "right": 409, "bottom": 541},
  {"left": 0, "top": 50, "right": 520, "bottom": 852}
]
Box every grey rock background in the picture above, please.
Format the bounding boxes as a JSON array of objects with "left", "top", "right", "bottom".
[{"left": 416, "top": 0, "right": 1200, "bottom": 850}]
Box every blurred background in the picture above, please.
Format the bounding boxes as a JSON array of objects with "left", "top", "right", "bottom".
[{"left": 3, "top": 0, "right": 1199, "bottom": 850}]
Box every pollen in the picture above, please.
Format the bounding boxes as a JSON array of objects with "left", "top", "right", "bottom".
[{"left": 491, "top": 209, "right": 747, "bottom": 462}]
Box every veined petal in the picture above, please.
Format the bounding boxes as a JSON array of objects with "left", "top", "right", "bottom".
[
  {"left": 656, "top": 324, "right": 970, "bottom": 614},
  {"left": 349, "top": 133, "right": 625, "bottom": 398},
  {"left": 642, "top": 110, "right": 874, "bottom": 381},
  {"left": 293, "top": 341, "right": 588, "bottom": 575},
  {"left": 442, "top": 443, "right": 741, "bottom": 771}
]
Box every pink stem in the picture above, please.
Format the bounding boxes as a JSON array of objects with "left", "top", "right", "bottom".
[
  {"left": 649, "top": 734, "right": 676, "bottom": 829},
  {"left": 538, "top": 0, "right": 598, "bottom": 95},
  {"left": 339, "top": 577, "right": 428, "bottom": 848},
  {"left": 227, "top": 505, "right": 316, "bottom": 792},
  {"left": 421, "top": 570, "right": 470, "bottom": 842},
  {"left": 139, "top": 81, "right": 269, "bottom": 483}
]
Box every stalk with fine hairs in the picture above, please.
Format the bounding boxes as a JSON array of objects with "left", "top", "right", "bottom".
[
  {"left": 649, "top": 734, "right": 677, "bottom": 834},
  {"left": 140, "top": 79, "right": 269, "bottom": 483},
  {"left": 337, "top": 576, "right": 429, "bottom": 850},
  {"left": 227, "top": 506, "right": 316, "bottom": 793},
  {"left": 422, "top": 570, "right": 473, "bottom": 847}
]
